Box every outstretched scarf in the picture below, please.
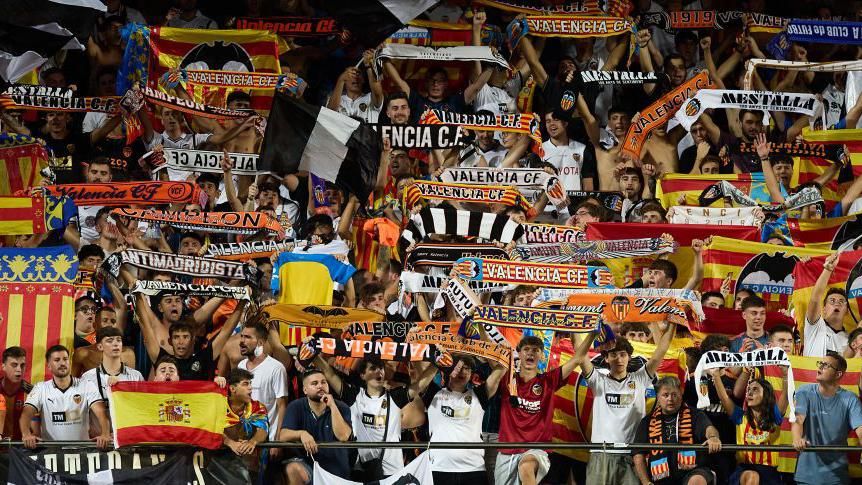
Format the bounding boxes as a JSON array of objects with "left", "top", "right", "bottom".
[
  {"left": 400, "top": 206, "right": 524, "bottom": 245},
  {"left": 537, "top": 288, "right": 706, "bottom": 322},
  {"left": 105, "top": 249, "right": 257, "bottom": 282},
  {"left": 44, "top": 182, "right": 205, "bottom": 207},
  {"left": 141, "top": 85, "right": 251, "bottom": 120},
  {"left": 564, "top": 293, "right": 690, "bottom": 326},
  {"left": 1, "top": 84, "right": 119, "bottom": 113},
  {"left": 399, "top": 271, "right": 509, "bottom": 294},
  {"left": 472, "top": 304, "right": 601, "bottom": 332},
  {"left": 299, "top": 337, "right": 445, "bottom": 365},
  {"left": 512, "top": 237, "right": 677, "bottom": 263},
  {"left": 130, "top": 280, "right": 252, "bottom": 300},
  {"left": 524, "top": 15, "right": 633, "bottom": 38},
  {"left": 407, "top": 331, "right": 511, "bottom": 369},
  {"left": 439, "top": 167, "right": 549, "bottom": 188},
  {"left": 454, "top": 257, "right": 614, "bottom": 288},
  {"left": 406, "top": 243, "right": 509, "bottom": 269},
  {"left": 521, "top": 222, "right": 584, "bottom": 244},
  {"left": 420, "top": 109, "right": 544, "bottom": 157},
  {"left": 403, "top": 181, "right": 530, "bottom": 211},
  {"left": 205, "top": 240, "right": 299, "bottom": 260},
  {"left": 160, "top": 148, "right": 259, "bottom": 176},
  {"left": 666, "top": 206, "right": 765, "bottom": 227},
  {"left": 112, "top": 208, "right": 285, "bottom": 239}
]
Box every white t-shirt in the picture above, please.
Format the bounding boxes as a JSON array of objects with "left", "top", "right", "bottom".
[
  {"left": 346, "top": 386, "right": 407, "bottom": 475},
  {"left": 332, "top": 92, "right": 380, "bottom": 124},
  {"left": 424, "top": 383, "right": 486, "bottom": 472},
  {"left": 473, "top": 84, "right": 515, "bottom": 117},
  {"left": 81, "top": 363, "right": 144, "bottom": 404},
  {"left": 803, "top": 316, "right": 849, "bottom": 357},
  {"left": 238, "top": 355, "right": 288, "bottom": 440},
  {"left": 25, "top": 378, "right": 102, "bottom": 441},
  {"left": 585, "top": 365, "right": 655, "bottom": 453},
  {"left": 145, "top": 132, "right": 212, "bottom": 182},
  {"left": 76, "top": 205, "right": 103, "bottom": 245},
  {"left": 542, "top": 138, "right": 587, "bottom": 191}
]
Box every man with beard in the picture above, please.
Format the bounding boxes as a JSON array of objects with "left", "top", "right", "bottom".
[
  {"left": 281, "top": 369, "right": 352, "bottom": 484},
  {"left": 542, "top": 111, "right": 597, "bottom": 192},
  {"left": 573, "top": 322, "right": 676, "bottom": 484},
  {"left": 633, "top": 376, "right": 722, "bottom": 485},
  {"left": 237, "top": 322, "right": 288, "bottom": 442},
  {"left": 1, "top": 347, "right": 31, "bottom": 440},
  {"left": 20, "top": 345, "right": 112, "bottom": 449},
  {"left": 804, "top": 252, "right": 851, "bottom": 356}
]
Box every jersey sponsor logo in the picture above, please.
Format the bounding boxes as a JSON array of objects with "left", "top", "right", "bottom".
[
  {"left": 361, "top": 412, "right": 385, "bottom": 427},
  {"left": 51, "top": 411, "right": 66, "bottom": 423},
  {"left": 441, "top": 404, "right": 471, "bottom": 418},
  {"left": 441, "top": 405, "right": 455, "bottom": 418},
  {"left": 605, "top": 392, "right": 635, "bottom": 407},
  {"left": 516, "top": 396, "right": 542, "bottom": 413}
]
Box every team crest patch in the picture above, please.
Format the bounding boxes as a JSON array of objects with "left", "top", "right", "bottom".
[
  {"left": 684, "top": 98, "right": 702, "bottom": 117},
  {"left": 72, "top": 394, "right": 82, "bottom": 405},
  {"left": 359, "top": 103, "right": 368, "bottom": 112},
  {"left": 559, "top": 90, "right": 575, "bottom": 112},
  {"left": 531, "top": 383, "right": 543, "bottom": 396},
  {"left": 381, "top": 398, "right": 388, "bottom": 409},
  {"left": 464, "top": 394, "right": 472, "bottom": 405},
  {"left": 628, "top": 381, "right": 636, "bottom": 390},
  {"left": 572, "top": 153, "right": 581, "bottom": 162}
]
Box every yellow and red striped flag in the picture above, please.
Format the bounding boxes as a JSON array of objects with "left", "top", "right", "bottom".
[
  {"left": 550, "top": 339, "right": 687, "bottom": 462},
  {"left": 764, "top": 355, "right": 862, "bottom": 476},
  {"left": 802, "top": 127, "right": 862, "bottom": 178},
  {"left": 0, "top": 141, "right": 48, "bottom": 196},
  {"left": 786, "top": 214, "right": 862, "bottom": 250},
  {"left": 149, "top": 27, "right": 281, "bottom": 114},
  {"left": 0, "top": 194, "right": 75, "bottom": 235},
  {"left": 654, "top": 172, "right": 776, "bottom": 208},
  {"left": 702, "top": 237, "right": 831, "bottom": 313},
  {"left": 110, "top": 381, "right": 228, "bottom": 449},
  {"left": 0, "top": 246, "right": 77, "bottom": 383},
  {"left": 790, "top": 250, "right": 862, "bottom": 337}
]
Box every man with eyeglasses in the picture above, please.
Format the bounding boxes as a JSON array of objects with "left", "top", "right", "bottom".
[
  {"left": 804, "top": 252, "right": 851, "bottom": 357},
  {"left": 73, "top": 296, "right": 100, "bottom": 349},
  {"left": 792, "top": 351, "right": 862, "bottom": 485}
]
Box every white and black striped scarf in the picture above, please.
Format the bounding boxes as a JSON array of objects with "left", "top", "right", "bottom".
[
  {"left": 406, "top": 243, "right": 509, "bottom": 269},
  {"left": 400, "top": 206, "right": 524, "bottom": 245},
  {"left": 399, "top": 271, "right": 508, "bottom": 294}
]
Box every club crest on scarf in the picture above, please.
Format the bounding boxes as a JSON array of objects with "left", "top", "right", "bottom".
[
  {"left": 181, "top": 41, "right": 254, "bottom": 73},
  {"left": 684, "top": 98, "right": 701, "bottom": 117},
  {"left": 847, "top": 258, "right": 862, "bottom": 303},
  {"left": 559, "top": 90, "right": 576, "bottom": 112},
  {"left": 611, "top": 295, "right": 631, "bottom": 321},
  {"left": 831, "top": 215, "right": 862, "bottom": 250}
]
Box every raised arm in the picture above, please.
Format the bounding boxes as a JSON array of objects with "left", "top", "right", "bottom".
[
  {"left": 708, "top": 368, "right": 736, "bottom": 416},
  {"left": 683, "top": 238, "right": 706, "bottom": 291},
  {"left": 572, "top": 330, "right": 598, "bottom": 377},
  {"left": 312, "top": 350, "right": 344, "bottom": 396},
  {"left": 645, "top": 321, "right": 676, "bottom": 376},
  {"left": 364, "top": 50, "right": 384, "bottom": 109},
  {"left": 517, "top": 36, "right": 548, "bottom": 87},
  {"left": 383, "top": 59, "right": 411, "bottom": 96},
  {"left": 212, "top": 299, "right": 247, "bottom": 356},
  {"left": 807, "top": 252, "right": 839, "bottom": 323},
  {"left": 637, "top": 30, "right": 657, "bottom": 96},
  {"left": 209, "top": 116, "right": 258, "bottom": 146},
  {"left": 220, "top": 150, "right": 244, "bottom": 211}
]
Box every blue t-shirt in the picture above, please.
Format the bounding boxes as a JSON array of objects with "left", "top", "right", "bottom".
[
  {"left": 283, "top": 397, "right": 353, "bottom": 479},
  {"left": 729, "top": 333, "right": 770, "bottom": 353},
  {"left": 794, "top": 384, "right": 862, "bottom": 485}
]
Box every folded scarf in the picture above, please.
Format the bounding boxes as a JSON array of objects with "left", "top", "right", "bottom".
[
  {"left": 205, "top": 240, "right": 299, "bottom": 260},
  {"left": 403, "top": 180, "right": 530, "bottom": 211},
  {"left": 1, "top": 84, "right": 119, "bottom": 113},
  {"left": 378, "top": 124, "right": 465, "bottom": 149},
  {"left": 579, "top": 70, "right": 661, "bottom": 86},
  {"left": 473, "top": 304, "right": 601, "bottom": 332},
  {"left": 301, "top": 337, "right": 444, "bottom": 364},
  {"left": 666, "top": 206, "right": 765, "bottom": 227},
  {"left": 743, "top": 58, "right": 862, "bottom": 90},
  {"left": 444, "top": 277, "right": 482, "bottom": 319},
  {"left": 407, "top": 331, "right": 512, "bottom": 369},
  {"left": 111, "top": 208, "right": 285, "bottom": 239},
  {"left": 261, "top": 303, "right": 384, "bottom": 330},
  {"left": 399, "top": 271, "right": 509, "bottom": 294},
  {"left": 454, "top": 257, "right": 614, "bottom": 288},
  {"left": 105, "top": 249, "right": 257, "bottom": 282},
  {"left": 406, "top": 243, "right": 509, "bottom": 269},
  {"left": 512, "top": 237, "right": 677, "bottom": 263},
  {"left": 159, "top": 148, "right": 259, "bottom": 176},
  {"left": 400, "top": 206, "right": 524, "bottom": 245},
  {"left": 521, "top": 222, "right": 584, "bottom": 243},
  {"left": 44, "top": 182, "right": 205, "bottom": 207},
  {"left": 537, "top": 287, "right": 705, "bottom": 320},
  {"left": 718, "top": 181, "right": 823, "bottom": 212},
  {"left": 786, "top": 19, "right": 862, "bottom": 45},
  {"left": 565, "top": 293, "right": 690, "bottom": 326},
  {"left": 420, "top": 109, "right": 544, "bottom": 157},
  {"left": 676, "top": 89, "right": 822, "bottom": 131},
  {"left": 439, "top": 167, "right": 549, "bottom": 188},
  {"left": 130, "top": 280, "right": 251, "bottom": 300},
  {"left": 622, "top": 71, "right": 712, "bottom": 161},
  {"left": 374, "top": 44, "right": 509, "bottom": 78},
  {"left": 141, "top": 85, "right": 251, "bottom": 120},
  {"left": 693, "top": 348, "right": 795, "bottom": 421},
  {"left": 234, "top": 17, "right": 339, "bottom": 36},
  {"left": 524, "top": 15, "right": 632, "bottom": 38}
]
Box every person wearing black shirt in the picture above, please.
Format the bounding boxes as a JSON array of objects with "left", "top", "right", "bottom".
[
  {"left": 384, "top": 62, "right": 491, "bottom": 124},
  {"left": 32, "top": 111, "right": 122, "bottom": 184}
]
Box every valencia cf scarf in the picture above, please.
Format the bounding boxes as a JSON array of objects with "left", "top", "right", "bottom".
[
  {"left": 407, "top": 331, "right": 512, "bottom": 369},
  {"left": 521, "top": 222, "right": 584, "bottom": 244},
  {"left": 676, "top": 89, "right": 822, "bottom": 131},
  {"left": 301, "top": 337, "right": 444, "bottom": 364},
  {"left": 141, "top": 85, "right": 251, "bottom": 120},
  {"left": 579, "top": 70, "right": 661, "bottom": 86},
  {"left": 420, "top": 109, "right": 544, "bottom": 157},
  {"left": 104, "top": 250, "right": 257, "bottom": 282},
  {"left": 738, "top": 141, "right": 827, "bottom": 158},
  {"left": 400, "top": 206, "right": 524, "bottom": 245},
  {"left": 403, "top": 181, "right": 530, "bottom": 211},
  {"left": 160, "top": 148, "right": 259, "bottom": 176},
  {"left": 454, "top": 257, "right": 615, "bottom": 289},
  {"left": 565, "top": 293, "right": 690, "bottom": 326},
  {"left": 399, "top": 271, "right": 509, "bottom": 294},
  {"left": 373, "top": 44, "right": 509, "bottom": 78},
  {"left": 641, "top": 10, "right": 787, "bottom": 33},
  {"left": 234, "top": 17, "right": 339, "bottom": 36},
  {"left": 647, "top": 404, "right": 695, "bottom": 479},
  {"left": 0, "top": 84, "right": 119, "bottom": 113},
  {"left": 205, "top": 240, "right": 299, "bottom": 261},
  {"left": 693, "top": 348, "right": 795, "bottom": 421},
  {"left": 181, "top": 69, "right": 300, "bottom": 90},
  {"left": 524, "top": 16, "right": 632, "bottom": 38},
  {"left": 261, "top": 303, "right": 384, "bottom": 330},
  {"left": 111, "top": 208, "right": 286, "bottom": 239},
  {"left": 472, "top": 0, "right": 605, "bottom": 15},
  {"left": 718, "top": 181, "right": 823, "bottom": 212},
  {"left": 512, "top": 237, "right": 677, "bottom": 263},
  {"left": 44, "top": 181, "right": 205, "bottom": 207},
  {"left": 536, "top": 287, "right": 706, "bottom": 322},
  {"left": 440, "top": 167, "right": 548, "bottom": 188},
  {"left": 130, "top": 280, "right": 251, "bottom": 301},
  {"left": 472, "top": 304, "right": 601, "bottom": 332},
  {"left": 406, "top": 243, "right": 509, "bottom": 269},
  {"left": 341, "top": 321, "right": 458, "bottom": 340},
  {"left": 378, "top": 124, "right": 465, "bottom": 150}
]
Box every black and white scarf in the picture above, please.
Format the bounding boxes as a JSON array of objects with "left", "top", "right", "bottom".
[
  {"left": 399, "top": 271, "right": 508, "bottom": 294},
  {"left": 400, "top": 206, "right": 524, "bottom": 245},
  {"left": 104, "top": 249, "right": 257, "bottom": 282},
  {"left": 439, "top": 167, "right": 549, "bottom": 188},
  {"left": 512, "top": 237, "right": 677, "bottom": 263},
  {"left": 676, "top": 89, "right": 822, "bottom": 131},
  {"left": 130, "top": 280, "right": 251, "bottom": 300},
  {"left": 377, "top": 124, "right": 465, "bottom": 149},
  {"left": 158, "top": 148, "right": 259, "bottom": 176},
  {"left": 444, "top": 277, "right": 481, "bottom": 319},
  {"left": 406, "top": 243, "right": 509, "bottom": 269},
  {"left": 374, "top": 44, "right": 509, "bottom": 78}
]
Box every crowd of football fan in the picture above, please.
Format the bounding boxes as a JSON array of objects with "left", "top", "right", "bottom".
[{"left": 4, "top": 0, "right": 862, "bottom": 484}]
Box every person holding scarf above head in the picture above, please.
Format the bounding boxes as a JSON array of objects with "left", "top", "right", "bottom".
[{"left": 633, "top": 375, "right": 723, "bottom": 485}]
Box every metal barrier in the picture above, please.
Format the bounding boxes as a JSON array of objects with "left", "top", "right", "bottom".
[{"left": 1, "top": 441, "right": 858, "bottom": 452}]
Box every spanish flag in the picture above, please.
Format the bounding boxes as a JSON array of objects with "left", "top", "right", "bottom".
[
  {"left": 702, "top": 237, "right": 831, "bottom": 313},
  {"left": 0, "top": 194, "right": 75, "bottom": 235},
  {"left": 550, "top": 339, "right": 687, "bottom": 462},
  {"left": 0, "top": 141, "right": 48, "bottom": 196},
  {"left": 790, "top": 250, "right": 862, "bottom": 337},
  {"left": 790, "top": 155, "right": 847, "bottom": 213},
  {"left": 585, "top": 222, "right": 761, "bottom": 288},
  {"left": 654, "top": 172, "right": 774, "bottom": 208},
  {"left": 787, "top": 214, "right": 862, "bottom": 250},
  {"left": 149, "top": 27, "right": 281, "bottom": 113},
  {"left": 802, "top": 127, "right": 862, "bottom": 178},
  {"left": 763, "top": 355, "right": 862, "bottom": 476},
  {"left": 110, "top": 381, "right": 228, "bottom": 449}
]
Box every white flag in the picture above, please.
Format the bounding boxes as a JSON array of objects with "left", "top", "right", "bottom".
[{"left": 313, "top": 450, "right": 434, "bottom": 485}]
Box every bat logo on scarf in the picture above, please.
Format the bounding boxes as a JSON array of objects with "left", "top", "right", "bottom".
[{"left": 302, "top": 306, "right": 348, "bottom": 317}]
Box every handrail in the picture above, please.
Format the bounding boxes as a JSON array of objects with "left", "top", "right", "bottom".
[{"left": 0, "top": 440, "right": 858, "bottom": 452}]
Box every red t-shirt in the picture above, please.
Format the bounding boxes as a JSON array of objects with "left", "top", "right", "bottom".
[
  {"left": 498, "top": 367, "right": 564, "bottom": 454},
  {"left": 1, "top": 379, "right": 30, "bottom": 440}
]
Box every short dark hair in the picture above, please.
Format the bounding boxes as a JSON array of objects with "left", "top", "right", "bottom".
[
  {"left": 574, "top": 201, "right": 601, "bottom": 219},
  {"left": 88, "top": 157, "right": 112, "bottom": 169},
  {"left": 620, "top": 322, "right": 650, "bottom": 336},
  {"left": 452, "top": 354, "right": 478, "bottom": 371},
  {"left": 383, "top": 91, "right": 409, "bottom": 111},
  {"left": 302, "top": 368, "right": 325, "bottom": 383},
  {"left": 78, "top": 244, "right": 105, "bottom": 262},
  {"left": 196, "top": 172, "right": 220, "bottom": 186},
  {"left": 155, "top": 355, "right": 177, "bottom": 369},
  {"left": 425, "top": 66, "right": 447, "bottom": 80},
  {"left": 825, "top": 288, "right": 848, "bottom": 303},
  {"left": 228, "top": 367, "right": 254, "bottom": 386},
  {"left": 608, "top": 105, "right": 632, "bottom": 118},
  {"left": 601, "top": 337, "right": 634, "bottom": 357},
  {"left": 826, "top": 350, "right": 848, "bottom": 373},
  {"left": 701, "top": 334, "right": 730, "bottom": 352},
  {"left": 649, "top": 259, "right": 678, "bottom": 284},
  {"left": 655, "top": 375, "right": 682, "bottom": 393},
  {"left": 242, "top": 321, "right": 268, "bottom": 340},
  {"left": 2, "top": 346, "right": 25, "bottom": 362},
  {"left": 359, "top": 282, "right": 385, "bottom": 305},
  {"left": 96, "top": 326, "right": 123, "bottom": 342},
  {"left": 741, "top": 295, "right": 767, "bottom": 311},
  {"left": 769, "top": 324, "right": 794, "bottom": 338},
  {"left": 739, "top": 109, "right": 765, "bottom": 122},
  {"left": 45, "top": 344, "right": 69, "bottom": 362},
  {"left": 517, "top": 335, "right": 545, "bottom": 351},
  {"left": 226, "top": 91, "right": 252, "bottom": 105},
  {"left": 179, "top": 232, "right": 204, "bottom": 246},
  {"left": 640, "top": 202, "right": 666, "bottom": 218},
  {"left": 168, "top": 322, "right": 194, "bottom": 338},
  {"left": 357, "top": 358, "right": 385, "bottom": 375},
  {"left": 700, "top": 291, "right": 724, "bottom": 305}
]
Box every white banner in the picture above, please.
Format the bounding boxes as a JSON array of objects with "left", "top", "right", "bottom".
[
  {"left": 159, "top": 148, "right": 259, "bottom": 175},
  {"left": 675, "top": 89, "right": 822, "bottom": 131},
  {"left": 666, "top": 206, "right": 765, "bottom": 227},
  {"left": 313, "top": 450, "right": 434, "bottom": 485}
]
